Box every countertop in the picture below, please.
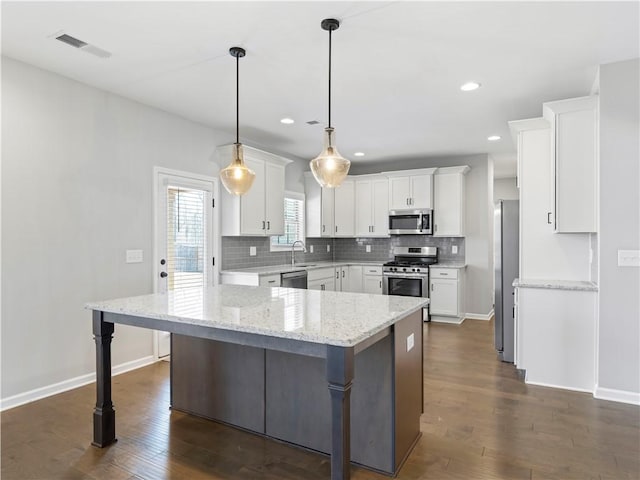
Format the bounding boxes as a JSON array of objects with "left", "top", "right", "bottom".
[
  {"left": 86, "top": 285, "right": 428, "bottom": 348},
  {"left": 431, "top": 262, "right": 467, "bottom": 269},
  {"left": 221, "top": 261, "right": 384, "bottom": 276},
  {"left": 513, "top": 278, "right": 598, "bottom": 292}
]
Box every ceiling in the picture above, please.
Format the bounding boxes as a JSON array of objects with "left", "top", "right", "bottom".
[{"left": 2, "top": 2, "right": 638, "bottom": 178}]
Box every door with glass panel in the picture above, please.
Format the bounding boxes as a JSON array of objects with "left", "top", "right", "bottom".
[{"left": 155, "top": 168, "right": 217, "bottom": 358}]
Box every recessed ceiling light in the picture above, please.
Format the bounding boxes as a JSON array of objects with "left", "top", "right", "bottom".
[
  {"left": 280, "top": 118, "right": 294, "bottom": 124},
  {"left": 460, "top": 82, "right": 481, "bottom": 91},
  {"left": 488, "top": 135, "right": 501, "bottom": 141},
  {"left": 354, "top": 152, "right": 365, "bottom": 157}
]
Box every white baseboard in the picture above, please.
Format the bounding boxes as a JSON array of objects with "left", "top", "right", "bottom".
[
  {"left": 594, "top": 385, "right": 640, "bottom": 405},
  {"left": 431, "top": 315, "right": 464, "bottom": 325},
  {"left": 0, "top": 355, "right": 157, "bottom": 412},
  {"left": 524, "top": 377, "right": 594, "bottom": 394},
  {"left": 465, "top": 309, "right": 495, "bottom": 321}
]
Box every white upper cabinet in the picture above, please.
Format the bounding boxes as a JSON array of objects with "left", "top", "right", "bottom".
[
  {"left": 433, "top": 166, "right": 469, "bottom": 237},
  {"left": 385, "top": 168, "right": 437, "bottom": 210},
  {"left": 543, "top": 96, "right": 598, "bottom": 233},
  {"left": 218, "top": 145, "right": 291, "bottom": 236},
  {"left": 355, "top": 175, "right": 389, "bottom": 237},
  {"left": 305, "top": 173, "right": 336, "bottom": 237},
  {"left": 333, "top": 179, "right": 355, "bottom": 237}
]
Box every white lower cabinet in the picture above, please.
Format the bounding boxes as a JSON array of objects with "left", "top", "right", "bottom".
[
  {"left": 429, "top": 267, "right": 464, "bottom": 323},
  {"left": 515, "top": 285, "right": 595, "bottom": 392},
  {"left": 259, "top": 274, "right": 281, "bottom": 287},
  {"left": 362, "top": 266, "right": 383, "bottom": 295},
  {"left": 345, "top": 266, "right": 363, "bottom": 292},
  {"left": 307, "top": 267, "right": 336, "bottom": 291}
]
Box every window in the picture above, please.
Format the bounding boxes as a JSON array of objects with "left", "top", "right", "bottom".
[{"left": 270, "top": 192, "right": 305, "bottom": 251}]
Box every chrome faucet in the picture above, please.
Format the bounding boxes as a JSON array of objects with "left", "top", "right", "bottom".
[{"left": 291, "top": 240, "right": 307, "bottom": 266}]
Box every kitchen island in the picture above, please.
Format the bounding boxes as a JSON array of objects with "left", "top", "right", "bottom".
[{"left": 86, "top": 285, "right": 428, "bottom": 480}]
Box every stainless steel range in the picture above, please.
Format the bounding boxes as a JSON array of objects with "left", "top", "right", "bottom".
[{"left": 383, "top": 247, "right": 438, "bottom": 321}]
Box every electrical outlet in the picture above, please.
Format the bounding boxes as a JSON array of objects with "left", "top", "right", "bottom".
[
  {"left": 452, "top": 245, "right": 458, "bottom": 254},
  {"left": 125, "top": 249, "right": 143, "bottom": 263},
  {"left": 406, "top": 333, "right": 415, "bottom": 352},
  {"left": 618, "top": 249, "right": 640, "bottom": 267},
  {"left": 366, "top": 245, "right": 371, "bottom": 253},
  {"left": 310, "top": 245, "right": 314, "bottom": 253},
  {"left": 249, "top": 246, "right": 257, "bottom": 256},
  {"left": 327, "top": 244, "right": 331, "bottom": 253}
]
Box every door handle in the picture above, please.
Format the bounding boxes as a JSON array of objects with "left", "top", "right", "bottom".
[
  {"left": 160, "top": 272, "right": 168, "bottom": 278},
  {"left": 160, "top": 259, "right": 166, "bottom": 265}
]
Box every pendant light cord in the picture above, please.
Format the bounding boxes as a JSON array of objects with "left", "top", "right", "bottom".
[
  {"left": 328, "top": 28, "right": 332, "bottom": 129},
  {"left": 236, "top": 53, "right": 240, "bottom": 144}
]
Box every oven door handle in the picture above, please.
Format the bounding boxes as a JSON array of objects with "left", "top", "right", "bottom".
[{"left": 382, "top": 273, "right": 428, "bottom": 279}]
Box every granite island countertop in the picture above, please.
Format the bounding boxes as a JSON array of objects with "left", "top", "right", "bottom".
[
  {"left": 86, "top": 285, "right": 428, "bottom": 348},
  {"left": 512, "top": 278, "right": 598, "bottom": 292},
  {"left": 220, "top": 260, "right": 384, "bottom": 277}
]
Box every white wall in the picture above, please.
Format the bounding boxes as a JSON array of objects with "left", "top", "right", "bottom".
[
  {"left": 351, "top": 154, "right": 494, "bottom": 317},
  {"left": 597, "top": 58, "right": 640, "bottom": 399},
  {"left": 493, "top": 177, "right": 519, "bottom": 202},
  {"left": 1, "top": 57, "right": 225, "bottom": 403}
]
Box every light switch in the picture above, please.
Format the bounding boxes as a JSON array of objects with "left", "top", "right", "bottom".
[
  {"left": 618, "top": 250, "right": 640, "bottom": 267},
  {"left": 327, "top": 244, "right": 331, "bottom": 253},
  {"left": 249, "top": 246, "right": 257, "bottom": 256},
  {"left": 406, "top": 333, "right": 415, "bottom": 352},
  {"left": 366, "top": 245, "right": 371, "bottom": 253},
  {"left": 126, "top": 249, "right": 143, "bottom": 264},
  {"left": 452, "top": 245, "right": 458, "bottom": 254}
]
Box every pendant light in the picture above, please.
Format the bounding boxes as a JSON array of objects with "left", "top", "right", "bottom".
[
  {"left": 310, "top": 18, "right": 351, "bottom": 188},
  {"left": 220, "top": 47, "right": 256, "bottom": 196}
]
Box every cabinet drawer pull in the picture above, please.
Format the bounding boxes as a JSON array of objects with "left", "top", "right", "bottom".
[{"left": 268, "top": 280, "right": 276, "bottom": 284}]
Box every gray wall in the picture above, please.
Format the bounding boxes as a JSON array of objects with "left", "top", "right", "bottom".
[
  {"left": 1, "top": 57, "right": 224, "bottom": 400},
  {"left": 494, "top": 177, "right": 519, "bottom": 202},
  {"left": 597, "top": 58, "right": 640, "bottom": 396},
  {"left": 350, "top": 154, "right": 494, "bottom": 316}
]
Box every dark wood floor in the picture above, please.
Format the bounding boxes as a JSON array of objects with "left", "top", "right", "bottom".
[{"left": 2, "top": 319, "right": 639, "bottom": 479}]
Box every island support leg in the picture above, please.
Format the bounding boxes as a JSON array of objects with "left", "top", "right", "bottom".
[
  {"left": 326, "top": 345, "right": 355, "bottom": 480},
  {"left": 91, "top": 311, "right": 116, "bottom": 448}
]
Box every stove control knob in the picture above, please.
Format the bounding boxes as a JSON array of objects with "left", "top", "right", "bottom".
[
  {"left": 403, "top": 268, "right": 407, "bottom": 272},
  {"left": 413, "top": 268, "right": 417, "bottom": 272}
]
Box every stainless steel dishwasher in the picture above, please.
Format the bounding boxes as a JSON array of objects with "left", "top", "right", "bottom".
[{"left": 281, "top": 270, "right": 307, "bottom": 289}]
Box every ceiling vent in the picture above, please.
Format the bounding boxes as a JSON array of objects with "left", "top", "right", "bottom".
[
  {"left": 306, "top": 120, "right": 321, "bottom": 125},
  {"left": 54, "top": 33, "right": 111, "bottom": 58}
]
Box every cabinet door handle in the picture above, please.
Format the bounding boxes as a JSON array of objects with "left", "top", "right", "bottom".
[
  {"left": 262, "top": 221, "right": 266, "bottom": 230},
  {"left": 431, "top": 283, "right": 434, "bottom": 291},
  {"left": 379, "top": 280, "right": 382, "bottom": 288},
  {"left": 335, "top": 225, "right": 338, "bottom": 233},
  {"left": 372, "top": 225, "right": 375, "bottom": 233},
  {"left": 267, "top": 221, "right": 270, "bottom": 230},
  {"left": 406, "top": 198, "right": 409, "bottom": 206},
  {"left": 336, "top": 270, "right": 339, "bottom": 279},
  {"left": 547, "top": 212, "right": 552, "bottom": 224},
  {"left": 342, "top": 270, "right": 345, "bottom": 278},
  {"left": 434, "top": 224, "right": 438, "bottom": 233},
  {"left": 322, "top": 225, "right": 325, "bottom": 233}
]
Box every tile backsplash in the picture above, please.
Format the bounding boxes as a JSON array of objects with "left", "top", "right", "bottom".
[{"left": 222, "top": 235, "right": 465, "bottom": 270}]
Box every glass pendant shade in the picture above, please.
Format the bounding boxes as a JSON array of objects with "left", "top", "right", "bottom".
[
  {"left": 220, "top": 143, "right": 256, "bottom": 195},
  {"left": 310, "top": 127, "right": 351, "bottom": 188}
]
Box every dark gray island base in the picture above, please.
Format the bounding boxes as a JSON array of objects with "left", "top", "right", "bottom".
[
  {"left": 171, "top": 310, "right": 422, "bottom": 475},
  {"left": 87, "top": 286, "right": 427, "bottom": 480}
]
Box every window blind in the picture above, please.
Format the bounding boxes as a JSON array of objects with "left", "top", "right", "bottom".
[
  {"left": 166, "top": 187, "right": 206, "bottom": 291},
  {"left": 272, "top": 196, "right": 305, "bottom": 247}
]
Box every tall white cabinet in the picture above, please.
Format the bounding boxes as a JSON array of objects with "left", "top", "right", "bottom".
[
  {"left": 333, "top": 179, "right": 355, "bottom": 237},
  {"left": 354, "top": 175, "right": 389, "bottom": 237},
  {"left": 219, "top": 145, "right": 291, "bottom": 236},
  {"left": 543, "top": 96, "right": 598, "bottom": 233},
  {"left": 305, "top": 173, "right": 337, "bottom": 238},
  {"left": 433, "top": 166, "right": 469, "bottom": 237}
]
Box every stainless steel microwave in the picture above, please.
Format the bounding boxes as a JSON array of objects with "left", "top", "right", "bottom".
[{"left": 388, "top": 209, "right": 433, "bottom": 235}]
